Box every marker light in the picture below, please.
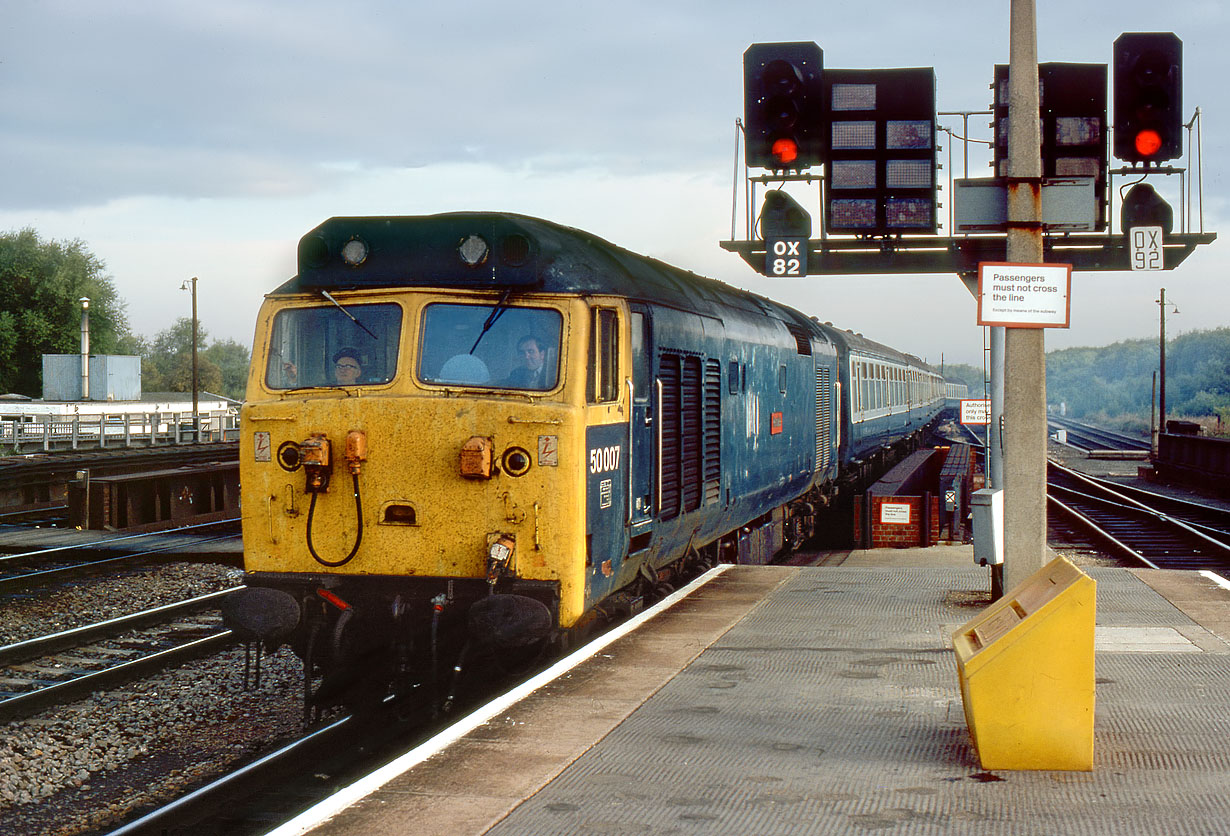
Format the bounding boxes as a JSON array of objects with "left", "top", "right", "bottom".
[
  {"left": 341, "top": 237, "right": 369, "bottom": 267},
  {"left": 1134, "top": 129, "right": 1163, "bottom": 158},
  {"left": 771, "top": 137, "right": 799, "bottom": 165},
  {"left": 458, "top": 234, "right": 489, "bottom": 267}
]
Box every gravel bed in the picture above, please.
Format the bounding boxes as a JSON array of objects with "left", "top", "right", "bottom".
[
  {"left": 0, "top": 564, "right": 308, "bottom": 836},
  {"left": 0, "top": 563, "right": 244, "bottom": 646}
]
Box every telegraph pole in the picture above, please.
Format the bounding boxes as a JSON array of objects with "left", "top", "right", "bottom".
[
  {"left": 1002, "top": 0, "right": 1049, "bottom": 591},
  {"left": 1158, "top": 287, "right": 1169, "bottom": 426}
]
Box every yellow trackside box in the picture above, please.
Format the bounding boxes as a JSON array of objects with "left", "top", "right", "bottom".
[{"left": 952, "top": 555, "right": 1096, "bottom": 771}]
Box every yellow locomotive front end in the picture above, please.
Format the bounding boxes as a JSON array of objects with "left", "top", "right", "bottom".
[{"left": 228, "top": 275, "right": 610, "bottom": 706}]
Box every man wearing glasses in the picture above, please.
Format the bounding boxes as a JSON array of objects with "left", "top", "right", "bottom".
[
  {"left": 331, "top": 348, "right": 364, "bottom": 385},
  {"left": 277, "top": 346, "right": 369, "bottom": 387}
]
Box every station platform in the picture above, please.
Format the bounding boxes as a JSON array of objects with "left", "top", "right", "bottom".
[{"left": 272, "top": 547, "right": 1230, "bottom": 836}]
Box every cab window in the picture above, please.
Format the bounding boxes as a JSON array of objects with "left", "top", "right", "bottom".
[
  {"left": 418, "top": 302, "right": 563, "bottom": 390},
  {"left": 588, "top": 307, "right": 619, "bottom": 403},
  {"left": 265, "top": 303, "right": 401, "bottom": 389}
]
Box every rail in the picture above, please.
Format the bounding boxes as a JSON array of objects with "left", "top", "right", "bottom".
[{"left": 0, "top": 410, "right": 240, "bottom": 453}]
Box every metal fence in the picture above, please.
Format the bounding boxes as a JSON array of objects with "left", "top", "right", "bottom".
[{"left": 0, "top": 411, "right": 240, "bottom": 453}]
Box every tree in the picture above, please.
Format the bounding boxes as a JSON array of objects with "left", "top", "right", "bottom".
[
  {"left": 1045, "top": 328, "right": 1230, "bottom": 426},
  {"left": 203, "top": 339, "right": 251, "bottom": 401},
  {"left": 142, "top": 317, "right": 249, "bottom": 401},
  {"left": 0, "top": 229, "right": 130, "bottom": 395}
]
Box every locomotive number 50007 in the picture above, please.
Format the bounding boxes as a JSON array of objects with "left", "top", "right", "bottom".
[{"left": 589, "top": 445, "right": 622, "bottom": 475}]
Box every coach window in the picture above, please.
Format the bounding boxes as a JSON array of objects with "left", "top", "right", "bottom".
[{"left": 588, "top": 307, "right": 619, "bottom": 403}]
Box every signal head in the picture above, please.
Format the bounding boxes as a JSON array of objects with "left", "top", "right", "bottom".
[
  {"left": 1113, "top": 32, "right": 1182, "bottom": 163},
  {"left": 743, "top": 42, "right": 824, "bottom": 171}
]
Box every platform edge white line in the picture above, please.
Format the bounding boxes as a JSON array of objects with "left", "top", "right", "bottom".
[
  {"left": 1199, "top": 569, "right": 1230, "bottom": 591},
  {"left": 260, "top": 562, "right": 733, "bottom": 836}
]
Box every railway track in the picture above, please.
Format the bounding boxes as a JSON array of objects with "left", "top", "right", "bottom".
[
  {"left": 1047, "top": 460, "right": 1230, "bottom": 576},
  {"left": 0, "top": 590, "right": 238, "bottom": 721},
  {"left": 1047, "top": 416, "right": 1151, "bottom": 455},
  {"left": 96, "top": 567, "right": 725, "bottom": 836},
  {"left": 0, "top": 517, "right": 241, "bottom": 596}
]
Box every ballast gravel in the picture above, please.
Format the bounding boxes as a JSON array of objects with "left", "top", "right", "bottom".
[{"left": 0, "top": 564, "right": 307, "bottom": 836}]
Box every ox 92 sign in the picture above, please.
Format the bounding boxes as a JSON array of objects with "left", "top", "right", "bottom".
[
  {"left": 765, "top": 237, "right": 807, "bottom": 277},
  {"left": 1129, "top": 226, "right": 1163, "bottom": 271}
]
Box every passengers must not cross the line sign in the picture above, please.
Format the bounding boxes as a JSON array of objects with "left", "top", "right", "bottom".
[{"left": 976, "top": 261, "right": 1072, "bottom": 328}]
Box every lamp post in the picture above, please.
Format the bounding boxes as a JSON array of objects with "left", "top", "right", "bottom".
[
  {"left": 180, "top": 277, "right": 199, "bottom": 442},
  {"left": 1158, "top": 288, "right": 1179, "bottom": 432}
]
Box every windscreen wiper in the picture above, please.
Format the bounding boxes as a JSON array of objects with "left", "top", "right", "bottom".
[
  {"left": 319, "top": 289, "right": 378, "bottom": 340},
  {"left": 468, "top": 288, "right": 513, "bottom": 354}
]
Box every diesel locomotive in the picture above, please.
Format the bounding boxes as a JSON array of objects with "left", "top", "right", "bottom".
[{"left": 223, "top": 211, "right": 952, "bottom": 707}]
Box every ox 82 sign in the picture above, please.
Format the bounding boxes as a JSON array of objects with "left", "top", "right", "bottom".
[{"left": 765, "top": 237, "right": 808, "bottom": 277}]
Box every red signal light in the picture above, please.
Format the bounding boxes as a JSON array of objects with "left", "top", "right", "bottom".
[
  {"left": 1134, "top": 129, "right": 1163, "bottom": 157},
  {"left": 771, "top": 137, "right": 799, "bottom": 165}
]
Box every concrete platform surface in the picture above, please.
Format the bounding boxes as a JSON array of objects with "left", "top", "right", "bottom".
[{"left": 282, "top": 561, "right": 1230, "bottom": 836}]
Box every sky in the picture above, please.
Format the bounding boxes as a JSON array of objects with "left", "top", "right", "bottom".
[{"left": 1, "top": 1, "right": 1227, "bottom": 367}]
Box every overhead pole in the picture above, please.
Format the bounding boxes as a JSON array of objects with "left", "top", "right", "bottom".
[{"left": 1003, "top": 0, "right": 1049, "bottom": 591}]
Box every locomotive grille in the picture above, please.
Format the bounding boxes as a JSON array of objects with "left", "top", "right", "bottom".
[
  {"left": 815, "top": 365, "right": 832, "bottom": 472},
  {"left": 659, "top": 353, "right": 721, "bottom": 519},
  {"left": 680, "top": 357, "right": 702, "bottom": 512},
  {"left": 703, "top": 359, "right": 721, "bottom": 505},
  {"left": 659, "top": 356, "right": 682, "bottom": 519},
  {"left": 786, "top": 324, "right": 813, "bottom": 356}
]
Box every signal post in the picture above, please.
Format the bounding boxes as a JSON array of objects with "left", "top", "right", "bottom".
[
  {"left": 1002, "top": 0, "right": 1048, "bottom": 592},
  {"left": 723, "top": 12, "right": 1213, "bottom": 596}
]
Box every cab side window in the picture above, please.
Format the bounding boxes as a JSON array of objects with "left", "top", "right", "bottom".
[{"left": 588, "top": 307, "right": 619, "bottom": 403}]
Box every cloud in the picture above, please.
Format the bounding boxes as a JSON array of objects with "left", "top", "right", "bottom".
[{"left": 0, "top": 0, "right": 1226, "bottom": 370}]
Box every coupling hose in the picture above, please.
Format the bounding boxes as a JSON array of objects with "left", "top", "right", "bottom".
[{"left": 307, "top": 471, "right": 363, "bottom": 567}]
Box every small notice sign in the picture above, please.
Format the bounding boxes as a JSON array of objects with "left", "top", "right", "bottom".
[
  {"left": 961, "top": 399, "right": 991, "bottom": 425},
  {"left": 765, "top": 237, "right": 807, "bottom": 276},
  {"left": 977, "top": 262, "right": 1072, "bottom": 328},
  {"left": 1128, "top": 226, "right": 1163, "bottom": 271},
  {"left": 880, "top": 503, "right": 912, "bottom": 524}
]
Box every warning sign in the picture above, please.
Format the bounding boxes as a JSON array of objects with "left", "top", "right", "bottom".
[
  {"left": 961, "top": 399, "right": 991, "bottom": 425},
  {"left": 977, "top": 262, "right": 1072, "bottom": 328}
]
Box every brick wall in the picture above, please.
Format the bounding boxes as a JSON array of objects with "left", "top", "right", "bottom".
[{"left": 869, "top": 495, "right": 941, "bottom": 548}]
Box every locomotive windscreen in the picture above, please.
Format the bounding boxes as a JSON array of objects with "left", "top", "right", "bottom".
[
  {"left": 418, "top": 302, "right": 562, "bottom": 390},
  {"left": 265, "top": 302, "right": 402, "bottom": 389}
]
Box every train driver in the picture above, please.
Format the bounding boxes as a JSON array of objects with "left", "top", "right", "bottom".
[
  {"left": 278, "top": 347, "right": 365, "bottom": 387},
  {"left": 504, "top": 335, "right": 550, "bottom": 389},
  {"left": 330, "top": 347, "right": 364, "bottom": 385}
]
